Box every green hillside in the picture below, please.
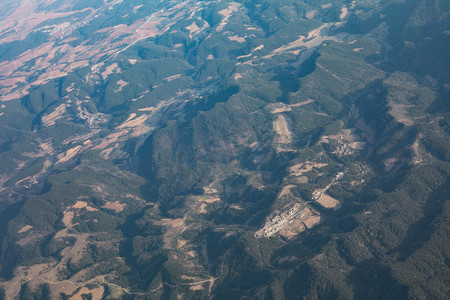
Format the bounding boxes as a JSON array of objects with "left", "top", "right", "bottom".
[{"left": 0, "top": 0, "right": 449, "bottom": 299}]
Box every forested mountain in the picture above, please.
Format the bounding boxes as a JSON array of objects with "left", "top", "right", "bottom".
[{"left": 0, "top": 0, "right": 449, "bottom": 299}]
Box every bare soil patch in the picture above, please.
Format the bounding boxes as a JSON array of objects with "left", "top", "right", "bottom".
[
  {"left": 273, "top": 114, "right": 292, "bottom": 144},
  {"left": 228, "top": 35, "right": 246, "bottom": 43},
  {"left": 389, "top": 102, "right": 414, "bottom": 126},
  {"left": 102, "top": 201, "right": 126, "bottom": 212},
  {"left": 340, "top": 7, "right": 348, "bottom": 19},
  {"left": 190, "top": 284, "right": 204, "bottom": 291},
  {"left": 216, "top": 2, "right": 241, "bottom": 32},
  {"left": 164, "top": 74, "right": 182, "bottom": 82},
  {"left": 17, "top": 225, "right": 33, "bottom": 234},
  {"left": 279, "top": 185, "right": 295, "bottom": 198},
  {"left": 306, "top": 10, "right": 317, "bottom": 19},
  {"left": 56, "top": 145, "right": 82, "bottom": 164},
  {"left": 41, "top": 104, "right": 67, "bottom": 127},
  {"left": 304, "top": 216, "right": 322, "bottom": 229},
  {"left": 290, "top": 99, "right": 314, "bottom": 107},
  {"left": 383, "top": 158, "right": 399, "bottom": 172},
  {"left": 317, "top": 193, "right": 341, "bottom": 210},
  {"left": 114, "top": 79, "right": 129, "bottom": 93}
]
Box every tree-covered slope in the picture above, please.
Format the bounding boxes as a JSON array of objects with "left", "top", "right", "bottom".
[{"left": 0, "top": 0, "right": 449, "bottom": 299}]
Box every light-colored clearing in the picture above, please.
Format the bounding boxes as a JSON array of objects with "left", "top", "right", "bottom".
[
  {"left": 340, "top": 7, "right": 348, "bottom": 19},
  {"left": 272, "top": 24, "right": 337, "bottom": 54},
  {"left": 269, "top": 103, "right": 291, "bottom": 114},
  {"left": 203, "top": 197, "right": 220, "bottom": 203},
  {"left": 154, "top": 218, "right": 186, "bottom": 249},
  {"left": 290, "top": 162, "right": 328, "bottom": 177},
  {"left": 73, "top": 201, "right": 98, "bottom": 211},
  {"left": 0, "top": 263, "right": 53, "bottom": 300},
  {"left": 279, "top": 256, "right": 298, "bottom": 264},
  {"left": 101, "top": 63, "right": 119, "bottom": 78},
  {"left": 306, "top": 10, "right": 317, "bottom": 19},
  {"left": 190, "top": 284, "right": 204, "bottom": 291},
  {"left": 187, "top": 251, "right": 196, "bottom": 258},
  {"left": 41, "top": 104, "right": 67, "bottom": 127},
  {"left": 228, "top": 35, "right": 246, "bottom": 43},
  {"left": 216, "top": 2, "right": 241, "bottom": 32},
  {"left": 290, "top": 99, "right": 314, "bottom": 107},
  {"left": 129, "top": 59, "right": 138, "bottom": 64},
  {"left": 164, "top": 74, "right": 182, "bottom": 82},
  {"left": 117, "top": 114, "right": 148, "bottom": 129},
  {"left": 133, "top": 4, "right": 144, "bottom": 13},
  {"left": 178, "top": 240, "right": 188, "bottom": 248},
  {"left": 304, "top": 216, "right": 322, "bottom": 229},
  {"left": 273, "top": 114, "right": 292, "bottom": 144},
  {"left": 203, "top": 187, "right": 218, "bottom": 194},
  {"left": 199, "top": 203, "right": 207, "bottom": 214},
  {"left": 317, "top": 193, "right": 341, "bottom": 210},
  {"left": 73, "top": 201, "right": 87, "bottom": 209},
  {"left": 57, "top": 145, "right": 82, "bottom": 164},
  {"left": 138, "top": 107, "right": 156, "bottom": 112},
  {"left": 186, "top": 22, "right": 200, "bottom": 34},
  {"left": 102, "top": 201, "right": 126, "bottom": 212},
  {"left": 234, "top": 73, "right": 242, "bottom": 80},
  {"left": 114, "top": 79, "right": 128, "bottom": 93},
  {"left": 230, "top": 204, "right": 243, "bottom": 210},
  {"left": 412, "top": 138, "right": 422, "bottom": 164},
  {"left": 322, "top": 3, "right": 333, "bottom": 9},
  {"left": 279, "top": 185, "right": 295, "bottom": 198},
  {"left": 383, "top": 158, "right": 399, "bottom": 172},
  {"left": 66, "top": 83, "right": 75, "bottom": 93},
  {"left": 389, "top": 103, "right": 414, "bottom": 126},
  {"left": 353, "top": 47, "right": 363, "bottom": 52},
  {"left": 17, "top": 225, "right": 33, "bottom": 234},
  {"left": 349, "top": 142, "right": 366, "bottom": 150}
]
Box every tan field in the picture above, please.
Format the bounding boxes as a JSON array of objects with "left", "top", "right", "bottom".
[
  {"left": 114, "top": 79, "right": 129, "bottom": 93},
  {"left": 317, "top": 193, "right": 342, "bottom": 210},
  {"left": 17, "top": 225, "right": 33, "bottom": 234},
  {"left": 102, "top": 201, "right": 127, "bottom": 212},
  {"left": 389, "top": 102, "right": 414, "bottom": 126},
  {"left": 340, "top": 7, "right": 349, "bottom": 19},
  {"left": 273, "top": 114, "right": 292, "bottom": 144},
  {"left": 216, "top": 2, "right": 241, "bottom": 32},
  {"left": 228, "top": 35, "right": 246, "bottom": 43},
  {"left": 56, "top": 146, "right": 82, "bottom": 164},
  {"left": 164, "top": 74, "right": 182, "bottom": 82},
  {"left": 304, "top": 216, "right": 322, "bottom": 229},
  {"left": 41, "top": 104, "right": 67, "bottom": 127}
]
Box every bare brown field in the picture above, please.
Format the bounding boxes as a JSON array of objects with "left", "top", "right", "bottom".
[
  {"left": 228, "top": 35, "right": 246, "bottom": 43},
  {"left": 273, "top": 114, "right": 292, "bottom": 144},
  {"left": 17, "top": 225, "right": 33, "bottom": 234},
  {"left": 114, "top": 79, "right": 129, "bottom": 93},
  {"left": 41, "top": 104, "right": 67, "bottom": 127},
  {"left": 389, "top": 102, "right": 414, "bottom": 126},
  {"left": 304, "top": 216, "right": 322, "bottom": 229},
  {"left": 340, "top": 7, "right": 349, "bottom": 19},
  {"left": 216, "top": 2, "right": 241, "bottom": 32},
  {"left": 317, "top": 193, "right": 341, "bottom": 210},
  {"left": 102, "top": 201, "right": 126, "bottom": 212}
]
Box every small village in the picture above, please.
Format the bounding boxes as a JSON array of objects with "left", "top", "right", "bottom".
[{"left": 256, "top": 203, "right": 303, "bottom": 238}]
